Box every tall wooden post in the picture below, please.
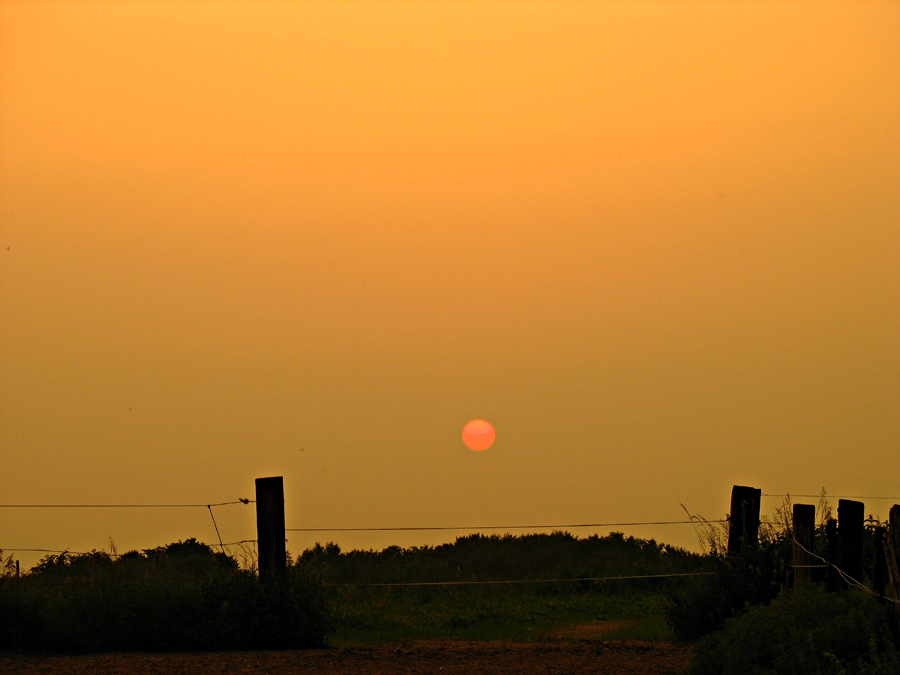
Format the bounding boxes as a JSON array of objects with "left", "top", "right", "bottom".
[
  {"left": 791, "top": 503, "right": 816, "bottom": 587},
  {"left": 826, "top": 518, "right": 839, "bottom": 591},
  {"left": 885, "top": 505, "right": 900, "bottom": 603},
  {"left": 838, "top": 499, "right": 864, "bottom": 586},
  {"left": 873, "top": 526, "right": 887, "bottom": 596},
  {"left": 256, "top": 476, "right": 286, "bottom": 580},
  {"left": 727, "top": 485, "right": 761, "bottom": 558}
]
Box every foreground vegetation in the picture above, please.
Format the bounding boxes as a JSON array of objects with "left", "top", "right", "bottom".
[
  {"left": 666, "top": 499, "right": 900, "bottom": 675},
  {"left": 0, "top": 539, "right": 330, "bottom": 652},
  {"left": 1, "top": 531, "right": 704, "bottom": 653},
  {"left": 3, "top": 507, "right": 899, "bottom": 674},
  {"left": 302, "top": 531, "right": 709, "bottom": 644}
]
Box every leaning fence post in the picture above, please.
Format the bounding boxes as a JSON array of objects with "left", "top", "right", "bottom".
[
  {"left": 727, "top": 485, "right": 761, "bottom": 558},
  {"left": 838, "top": 499, "right": 864, "bottom": 587},
  {"left": 255, "top": 476, "right": 287, "bottom": 580},
  {"left": 791, "top": 503, "right": 815, "bottom": 587}
]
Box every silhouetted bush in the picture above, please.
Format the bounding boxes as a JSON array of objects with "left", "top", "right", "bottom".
[
  {"left": 666, "top": 539, "right": 790, "bottom": 640},
  {"left": 0, "top": 540, "right": 331, "bottom": 653},
  {"left": 689, "top": 585, "right": 899, "bottom": 675},
  {"left": 299, "top": 531, "right": 707, "bottom": 587}
]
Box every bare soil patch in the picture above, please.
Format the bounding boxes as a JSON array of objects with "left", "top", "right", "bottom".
[{"left": 0, "top": 636, "right": 692, "bottom": 674}]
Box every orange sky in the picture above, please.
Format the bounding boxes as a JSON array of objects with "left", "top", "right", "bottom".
[{"left": 2, "top": 1, "right": 899, "bottom": 569}]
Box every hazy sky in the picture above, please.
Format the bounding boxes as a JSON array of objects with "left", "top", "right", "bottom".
[{"left": 2, "top": 1, "right": 899, "bottom": 569}]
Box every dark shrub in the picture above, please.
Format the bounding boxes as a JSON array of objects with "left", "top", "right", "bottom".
[
  {"left": 689, "top": 586, "right": 899, "bottom": 675},
  {"left": 0, "top": 541, "right": 331, "bottom": 653},
  {"left": 667, "top": 536, "right": 790, "bottom": 640}
]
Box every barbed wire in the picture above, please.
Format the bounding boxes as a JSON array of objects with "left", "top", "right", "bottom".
[
  {"left": 286, "top": 519, "right": 726, "bottom": 533},
  {"left": 762, "top": 494, "right": 900, "bottom": 501},
  {"left": 1, "top": 540, "right": 258, "bottom": 558},
  {"left": 324, "top": 571, "right": 717, "bottom": 587},
  {"left": 0, "top": 500, "right": 253, "bottom": 508},
  {"left": 790, "top": 537, "right": 900, "bottom": 605}
]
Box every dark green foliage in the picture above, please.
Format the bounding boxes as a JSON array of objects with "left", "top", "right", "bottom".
[
  {"left": 689, "top": 586, "right": 899, "bottom": 675},
  {"left": 0, "top": 539, "right": 331, "bottom": 653},
  {"left": 667, "top": 506, "right": 893, "bottom": 642},
  {"left": 666, "top": 540, "right": 790, "bottom": 640},
  {"left": 668, "top": 499, "right": 900, "bottom": 673},
  {"left": 296, "top": 531, "right": 709, "bottom": 644},
  {"left": 326, "top": 581, "right": 672, "bottom": 644},
  {"left": 300, "top": 531, "right": 708, "bottom": 586}
]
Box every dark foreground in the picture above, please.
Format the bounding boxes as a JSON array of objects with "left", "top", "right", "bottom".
[{"left": 0, "top": 637, "right": 692, "bottom": 675}]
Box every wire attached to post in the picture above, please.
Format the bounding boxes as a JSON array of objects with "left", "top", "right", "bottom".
[{"left": 207, "top": 505, "right": 225, "bottom": 552}]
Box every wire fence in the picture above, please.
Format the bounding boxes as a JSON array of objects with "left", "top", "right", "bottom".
[
  {"left": 1, "top": 499, "right": 254, "bottom": 559},
  {"left": 286, "top": 519, "right": 726, "bottom": 533},
  {"left": 0, "top": 501, "right": 252, "bottom": 508},
  {"left": 4, "top": 490, "right": 900, "bottom": 595},
  {"left": 1, "top": 498, "right": 732, "bottom": 586},
  {"left": 324, "top": 571, "right": 718, "bottom": 587},
  {"left": 790, "top": 537, "right": 900, "bottom": 606},
  {"left": 763, "top": 493, "right": 900, "bottom": 501}
]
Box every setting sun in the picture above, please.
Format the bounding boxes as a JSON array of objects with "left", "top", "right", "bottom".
[{"left": 462, "top": 419, "right": 496, "bottom": 451}]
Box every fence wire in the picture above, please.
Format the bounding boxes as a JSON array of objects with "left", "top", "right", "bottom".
[
  {"left": 0, "top": 500, "right": 253, "bottom": 508},
  {"left": 324, "top": 571, "right": 717, "bottom": 587},
  {"left": 286, "top": 519, "right": 726, "bottom": 533},
  {"left": 790, "top": 537, "right": 900, "bottom": 606},
  {"left": 763, "top": 493, "right": 900, "bottom": 501}
]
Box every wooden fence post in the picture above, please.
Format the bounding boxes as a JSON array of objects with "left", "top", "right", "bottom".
[
  {"left": 826, "top": 518, "right": 839, "bottom": 592},
  {"left": 885, "top": 505, "right": 900, "bottom": 634},
  {"left": 885, "top": 505, "right": 900, "bottom": 603},
  {"left": 873, "top": 526, "right": 887, "bottom": 597},
  {"left": 255, "top": 476, "right": 286, "bottom": 580},
  {"left": 791, "top": 503, "right": 816, "bottom": 587},
  {"left": 727, "top": 485, "right": 761, "bottom": 558},
  {"left": 838, "top": 499, "right": 864, "bottom": 586}
]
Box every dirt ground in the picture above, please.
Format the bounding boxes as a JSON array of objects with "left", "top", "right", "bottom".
[{"left": 0, "top": 624, "right": 693, "bottom": 675}]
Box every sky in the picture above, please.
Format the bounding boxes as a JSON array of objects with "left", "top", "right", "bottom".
[{"left": 2, "top": 0, "right": 899, "bottom": 571}]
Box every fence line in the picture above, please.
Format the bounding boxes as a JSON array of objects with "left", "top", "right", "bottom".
[
  {"left": 791, "top": 537, "right": 900, "bottom": 606},
  {"left": 324, "top": 571, "right": 717, "bottom": 587},
  {"left": 286, "top": 519, "right": 726, "bottom": 533},
  {"left": 7, "top": 482, "right": 900, "bottom": 590},
  {"left": 1, "top": 540, "right": 258, "bottom": 558},
  {"left": 762, "top": 493, "right": 900, "bottom": 501},
  {"left": 4, "top": 518, "right": 718, "bottom": 563},
  {"left": 1, "top": 498, "right": 254, "bottom": 560},
  {"left": 0, "top": 500, "right": 253, "bottom": 508}
]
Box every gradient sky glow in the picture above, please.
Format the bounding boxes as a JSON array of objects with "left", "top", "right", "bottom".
[{"left": 2, "top": 1, "right": 899, "bottom": 569}]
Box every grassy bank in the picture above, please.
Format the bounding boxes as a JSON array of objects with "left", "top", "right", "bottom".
[
  {"left": 326, "top": 582, "right": 675, "bottom": 645},
  {"left": 296, "top": 530, "right": 710, "bottom": 646}
]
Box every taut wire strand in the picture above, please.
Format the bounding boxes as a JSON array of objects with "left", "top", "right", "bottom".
[
  {"left": 325, "top": 571, "right": 717, "bottom": 587},
  {"left": 791, "top": 537, "right": 900, "bottom": 605},
  {"left": 286, "top": 519, "right": 725, "bottom": 532},
  {"left": 0, "top": 500, "right": 252, "bottom": 508},
  {"left": 207, "top": 505, "right": 225, "bottom": 552},
  {"left": 763, "top": 494, "right": 900, "bottom": 501}
]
